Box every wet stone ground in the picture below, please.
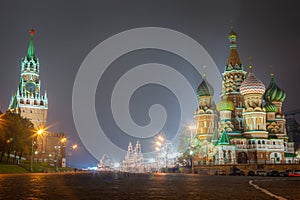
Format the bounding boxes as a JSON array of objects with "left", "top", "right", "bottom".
[{"left": 0, "top": 172, "right": 299, "bottom": 200}]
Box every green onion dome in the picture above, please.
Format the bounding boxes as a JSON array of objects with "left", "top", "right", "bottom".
[
  {"left": 240, "top": 66, "right": 265, "bottom": 95},
  {"left": 264, "top": 101, "right": 278, "bottom": 113},
  {"left": 196, "top": 78, "right": 214, "bottom": 97},
  {"left": 263, "top": 74, "right": 286, "bottom": 102},
  {"left": 216, "top": 98, "right": 234, "bottom": 111}
]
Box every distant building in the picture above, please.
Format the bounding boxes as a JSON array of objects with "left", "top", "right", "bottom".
[
  {"left": 97, "top": 154, "right": 113, "bottom": 171},
  {"left": 8, "top": 29, "right": 66, "bottom": 168},
  {"left": 193, "top": 29, "right": 295, "bottom": 165},
  {"left": 122, "top": 141, "right": 144, "bottom": 173}
]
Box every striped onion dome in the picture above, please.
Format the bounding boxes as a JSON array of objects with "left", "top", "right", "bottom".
[
  {"left": 263, "top": 74, "right": 286, "bottom": 102},
  {"left": 196, "top": 78, "right": 214, "bottom": 97},
  {"left": 216, "top": 98, "right": 234, "bottom": 111},
  {"left": 240, "top": 66, "right": 265, "bottom": 95},
  {"left": 264, "top": 101, "right": 278, "bottom": 113}
]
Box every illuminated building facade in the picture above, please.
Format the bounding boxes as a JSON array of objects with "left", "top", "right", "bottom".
[
  {"left": 193, "top": 29, "right": 295, "bottom": 165},
  {"left": 8, "top": 30, "right": 66, "bottom": 168},
  {"left": 122, "top": 141, "right": 144, "bottom": 173}
]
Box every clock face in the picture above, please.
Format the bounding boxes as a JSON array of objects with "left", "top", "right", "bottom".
[{"left": 25, "top": 82, "right": 37, "bottom": 93}]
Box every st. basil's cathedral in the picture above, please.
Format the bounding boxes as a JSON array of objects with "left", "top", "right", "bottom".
[{"left": 193, "top": 29, "right": 295, "bottom": 165}]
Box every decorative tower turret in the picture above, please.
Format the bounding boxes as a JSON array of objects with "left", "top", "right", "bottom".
[
  {"left": 240, "top": 66, "right": 268, "bottom": 138},
  {"left": 263, "top": 73, "right": 287, "bottom": 140},
  {"left": 8, "top": 29, "right": 48, "bottom": 128},
  {"left": 194, "top": 75, "right": 217, "bottom": 141},
  {"left": 222, "top": 29, "right": 247, "bottom": 132},
  {"left": 215, "top": 130, "right": 236, "bottom": 164},
  {"left": 216, "top": 96, "right": 235, "bottom": 133}
]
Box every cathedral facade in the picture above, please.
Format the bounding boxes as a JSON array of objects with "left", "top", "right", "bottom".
[{"left": 193, "top": 29, "right": 295, "bottom": 165}]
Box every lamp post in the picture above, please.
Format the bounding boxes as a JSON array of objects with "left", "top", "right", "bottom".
[
  {"left": 189, "top": 149, "right": 194, "bottom": 173},
  {"left": 30, "top": 129, "right": 44, "bottom": 172},
  {"left": 68, "top": 144, "right": 78, "bottom": 169},
  {"left": 55, "top": 137, "right": 67, "bottom": 172},
  {"left": 188, "top": 125, "right": 196, "bottom": 173},
  {"left": 155, "top": 134, "right": 165, "bottom": 172}
]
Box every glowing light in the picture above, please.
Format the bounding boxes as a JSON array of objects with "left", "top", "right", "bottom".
[
  {"left": 114, "top": 163, "right": 120, "bottom": 168},
  {"left": 72, "top": 144, "right": 78, "bottom": 149},
  {"left": 155, "top": 147, "right": 160, "bottom": 151},
  {"left": 156, "top": 141, "right": 162, "bottom": 146},
  {"left": 87, "top": 167, "right": 97, "bottom": 170},
  {"left": 37, "top": 129, "right": 44, "bottom": 135},
  {"left": 60, "top": 138, "right": 67, "bottom": 143},
  {"left": 158, "top": 135, "right": 164, "bottom": 142},
  {"left": 189, "top": 150, "right": 193, "bottom": 155}
]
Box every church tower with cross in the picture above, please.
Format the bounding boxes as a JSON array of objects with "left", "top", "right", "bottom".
[{"left": 8, "top": 29, "right": 48, "bottom": 129}]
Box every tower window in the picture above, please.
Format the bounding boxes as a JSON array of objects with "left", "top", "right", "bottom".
[{"left": 30, "top": 110, "right": 32, "bottom": 113}]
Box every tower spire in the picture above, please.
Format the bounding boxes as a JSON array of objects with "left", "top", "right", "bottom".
[
  {"left": 27, "top": 29, "right": 35, "bottom": 59},
  {"left": 226, "top": 28, "right": 241, "bottom": 70}
]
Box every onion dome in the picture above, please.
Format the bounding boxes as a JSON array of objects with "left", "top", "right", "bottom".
[
  {"left": 216, "top": 97, "right": 234, "bottom": 111},
  {"left": 263, "top": 73, "right": 286, "bottom": 102},
  {"left": 264, "top": 101, "right": 278, "bottom": 113},
  {"left": 196, "top": 78, "right": 214, "bottom": 97},
  {"left": 240, "top": 66, "right": 265, "bottom": 95}
]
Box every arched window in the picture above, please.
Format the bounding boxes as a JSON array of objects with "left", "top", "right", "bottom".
[{"left": 262, "top": 140, "right": 265, "bottom": 145}]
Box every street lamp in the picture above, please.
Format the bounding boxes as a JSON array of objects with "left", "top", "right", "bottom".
[
  {"left": 68, "top": 144, "right": 78, "bottom": 168},
  {"left": 189, "top": 149, "right": 194, "bottom": 174},
  {"left": 188, "top": 125, "right": 196, "bottom": 174},
  {"left": 30, "top": 129, "right": 44, "bottom": 172},
  {"left": 55, "top": 137, "right": 67, "bottom": 172},
  {"left": 155, "top": 134, "right": 165, "bottom": 171}
]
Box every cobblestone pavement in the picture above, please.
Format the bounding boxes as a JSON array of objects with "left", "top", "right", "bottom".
[{"left": 0, "top": 172, "right": 299, "bottom": 200}]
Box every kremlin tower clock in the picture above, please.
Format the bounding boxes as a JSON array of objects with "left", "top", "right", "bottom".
[
  {"left": 8, "top": 29, "right": 48, "bottom": 129},
  {"left": 8, "top": 30, "right": 66, "bottom": 168}
]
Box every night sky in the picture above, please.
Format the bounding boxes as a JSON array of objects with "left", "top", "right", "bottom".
[{"left": 0, "top": 1, "right": 299, "bottom": 168}]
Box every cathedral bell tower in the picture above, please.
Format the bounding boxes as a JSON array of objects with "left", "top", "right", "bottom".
[
  {"left": 222, "top": 29, "right": 247, "bottom": 132},
  {"left": 240, "top": 66, "right": 268, "bottom": 138},
  {"left": 8, "top": 29, "right": 48, "bottom": 128},
  {"left": 194, "top": 75, "right": 217, "bottom": 141}
]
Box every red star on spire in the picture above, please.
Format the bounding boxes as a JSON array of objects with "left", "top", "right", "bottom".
[{"left": 29, "top": 29, "right": 35, "bottom": 36}]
